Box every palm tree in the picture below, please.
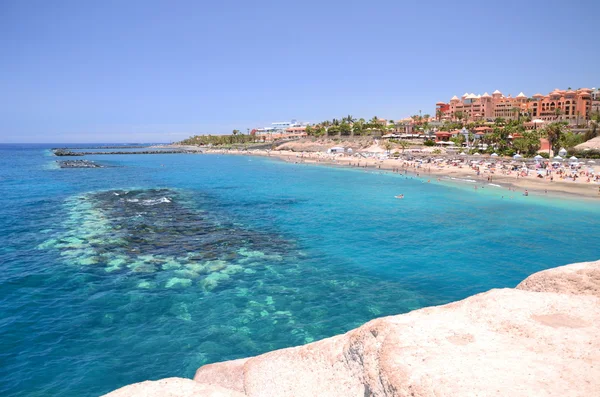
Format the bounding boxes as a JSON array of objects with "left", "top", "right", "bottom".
[
  {"left": 436, "top": 109, "right": 444, "bottom": 121},
  {"left": 340, "top": 122, "right": 352, "bottom": 136},
  {"left": 454, "top": 111, "right": 465, "bottom": 122},
  {"left": 511, "top": 107, "right": 520, "bottom": 122},
  {"left": 232, "top": 129, "right": 240, "bottom": 135},
  {"left": 544, "top": 122, "right": 564, "bottom": 156},
  {"left": 554, "top": 108, "right": 563, "bottom": 120},
  {"left": 383, "top": 141, "right": 393, "bottom": 155},
  {"left": 423, "top": 113, "right": 431, "bottom": 121},
  {"left": 397, "top": 140, "right": 410, "bottom": 153},
  {"left": 352, "top": 121, "right": 364, "bottom": 136},
  {"left": 345, "top": 115, "right": 356, "bottom": 123},
  {"left": 494, "top": 117, "right": 505, "bottom": 126}
]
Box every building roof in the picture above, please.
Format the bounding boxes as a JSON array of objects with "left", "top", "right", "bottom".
[
  {"left": 450, "top": 95, "right": 459, "bottom": 101},
  {"left": 533, "top": 93, "right": 544, "bottom": 98},
  {"left": 466, "top": 93, "right": 478, "bottom": 99},
  {"left": 436, "top": 101, "right": 447, "bottom": 105},
  {"left": 462, "top": 92, "right": 469, "bottom": 97},
  {"left": 517, "top": 92, "right": 526, "bottom": 98},
  {"left": 493, "top": 90, "right": 502, "bottom": 94},
  {"left": 481, "top": 92, "right": 491, "bottom": 98}
]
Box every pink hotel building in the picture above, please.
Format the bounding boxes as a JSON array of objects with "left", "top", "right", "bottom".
[{"left": 436, "top": 88, "right": 599, "bottom": 123}]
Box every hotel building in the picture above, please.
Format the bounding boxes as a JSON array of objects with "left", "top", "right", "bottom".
[{"left": 436, "top": 88, "right": 599, "bottom": 124}]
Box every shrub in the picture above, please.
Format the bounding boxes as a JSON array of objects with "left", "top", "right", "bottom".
[
  {"left": 423, "top": 140, "right": 435, "bottom": 146},
  {"left": 570, "top": 149, "right": 600, "bottom": 159}
]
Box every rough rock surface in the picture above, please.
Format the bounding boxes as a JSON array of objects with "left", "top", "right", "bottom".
[
  {"left": 105, "top": 260, "right": 600, "bottom": 396},
  {"left": 516, "top": 260, "right": 600, "bottom": 296},
  {"left": 104, "top": 378, "right": 245, "bottom": 397}
]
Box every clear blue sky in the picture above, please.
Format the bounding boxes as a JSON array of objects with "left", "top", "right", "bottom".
[{"left": 1, "top": 0, "right": 598, "bottom": 143}]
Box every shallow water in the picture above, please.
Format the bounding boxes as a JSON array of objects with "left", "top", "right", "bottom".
[{"left": 1, "top": 144, "right": 599, "bottom": 396}]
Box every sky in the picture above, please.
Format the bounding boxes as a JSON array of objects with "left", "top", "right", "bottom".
[{"left": 1, "top": 0, "right": 599, "bottom": 143}]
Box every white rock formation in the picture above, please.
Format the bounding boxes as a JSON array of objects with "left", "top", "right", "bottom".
[{"left": 105, "top": 260, "right": 600, "bottom": 397}]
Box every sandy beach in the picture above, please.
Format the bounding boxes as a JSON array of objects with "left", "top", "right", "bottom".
[{"left": 169, "top": 144, "right": 600, "bottom": 200}]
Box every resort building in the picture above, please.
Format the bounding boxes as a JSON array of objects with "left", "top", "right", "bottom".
[
  {"left": 436, "top": 88, "right": 598, "bottom": 124},
  {"left": 251, "top": 120, "right": 308, "bottom": 141}
]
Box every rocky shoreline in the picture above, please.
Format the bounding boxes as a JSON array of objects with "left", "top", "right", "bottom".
[{"left": 105, "top": 259, "right": 600, "bottom": 397}]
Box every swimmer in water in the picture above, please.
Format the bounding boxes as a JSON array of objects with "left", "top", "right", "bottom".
[{"left": 395, "top": 194, "right": 404, "bottom": 199}]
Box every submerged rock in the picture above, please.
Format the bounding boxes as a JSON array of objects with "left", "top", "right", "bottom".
[
  {"left": 57, "top": 159, "right": 103, "bottom": 168},
  {"left": 165, "top": 278, "right": 193, "bottom": 289},
  {"left": 39, "top": 188, "right": 296, "bottom": 291}
]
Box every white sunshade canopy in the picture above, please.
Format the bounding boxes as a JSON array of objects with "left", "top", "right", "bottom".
[
  {"left": 569, "top": 156, "right": 578, "bottom": 160},
  {"left": 491, "top": 153, "right": 498, "bottom": 157},
  {"left": 553, "top": 156, "right": 563, "bottom": 160}
]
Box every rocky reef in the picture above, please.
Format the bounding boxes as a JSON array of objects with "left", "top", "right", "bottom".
[
  {"left": 57, "top": 160, "right": 104, "bottom": 168},
  {"left": 105, "top": 259, "right": 600, "bottom": 397}
]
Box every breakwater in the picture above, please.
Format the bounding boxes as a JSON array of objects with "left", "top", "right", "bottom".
[{"left": 52, "top": 148, "right": 200, "bottom": 156}]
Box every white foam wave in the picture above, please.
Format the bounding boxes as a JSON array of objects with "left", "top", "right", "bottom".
[
  {"left": 450, "top": 177, "right": 476, "bottom": 183},
  {"left": 141, "top": 197, "right": 172, "bottom": 206}
]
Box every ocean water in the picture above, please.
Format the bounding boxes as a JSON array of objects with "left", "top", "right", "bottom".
[{"left": 1, "top": 144, "right": 599, "bottom": 396}]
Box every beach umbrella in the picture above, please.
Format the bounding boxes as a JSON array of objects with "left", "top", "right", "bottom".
[
  {"left": 473, "top": 153, "right": 481, "bottom": 156},
  {"left": 534, "top": 155, "right": 543, "bottom": 160},
  {"left": 588, "top": 160, "right": 596, "bottom": 164},
  {"left": 569, "top": 156, "right": 578, "bottom": 161},
  {"left": 513, "top": 154, "right": 522, "bottom": 159},
  {"left": 553, "top": 156, "right": 563, "bottom": 161},
  {"left": 558, "top": 148, "right": 568, "bottom": 156},
  {"left": 459, "top": 152, "right": 466, "bottom": 156},
  {"left": 491, "top": 153, "right": 498, "bottom": 157}
]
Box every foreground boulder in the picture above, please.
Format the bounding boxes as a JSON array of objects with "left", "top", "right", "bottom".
[
  {"left": 104, "top": 378, "right": 245, "bottom": 397},
  {"left": 105, "top": 260, "right": 600, "bottom": 396}
]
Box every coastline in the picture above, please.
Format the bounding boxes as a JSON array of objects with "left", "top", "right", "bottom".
[
  {"left": 105, "top": 259, "right": 600, "bottom": 397},
  {"left": 168, "top": 145, "right": 600, "bottom": 201}
]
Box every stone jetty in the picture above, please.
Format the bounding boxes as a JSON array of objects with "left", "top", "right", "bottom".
[
  {"left": 105, "top": 259, "right": 600, "bottom": 397},
  {"left": 52, "top": 149, "right": 200, "bottom": 156}
]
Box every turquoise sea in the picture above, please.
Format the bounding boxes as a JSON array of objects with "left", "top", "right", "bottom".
[{"left": 1, "top": 144, "right": 599, "bottom": 396}]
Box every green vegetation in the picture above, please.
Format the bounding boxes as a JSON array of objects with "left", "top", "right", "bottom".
[
  {"left": 179, "top": 133, "right": 259, "bottom": 146},
  {"left": 178, "top": 110, "right": 596, "bottom": 156},
  {"left": 307, "top": 116, "right": 389, "bottom": 137}
]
